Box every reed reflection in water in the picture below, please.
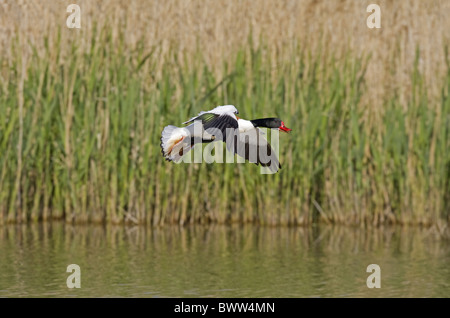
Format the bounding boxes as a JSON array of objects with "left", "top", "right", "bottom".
[{"left": 0, "top": 223, "right": 448, "bottom": 297}]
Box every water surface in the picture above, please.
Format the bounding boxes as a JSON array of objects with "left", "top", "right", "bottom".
[{"left": 0, "top": 223, "right": 448, "bottom": 297}]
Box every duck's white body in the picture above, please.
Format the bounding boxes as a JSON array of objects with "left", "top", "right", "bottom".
[{"left": 236, "top": 119, "right": 255, "bottom": 133}]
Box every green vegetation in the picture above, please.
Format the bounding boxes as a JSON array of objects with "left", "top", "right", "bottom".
[{"left": 0, "top": 26, "right": 449, "bottom": 226}]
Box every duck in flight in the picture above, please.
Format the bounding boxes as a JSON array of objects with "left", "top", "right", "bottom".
[{"left": 160, "top": 105, "right": 291, "bottom": 173}]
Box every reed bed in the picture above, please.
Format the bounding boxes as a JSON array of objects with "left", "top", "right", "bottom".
[{"left": 0, "top": 1, "right": 449, "bottom": 226}]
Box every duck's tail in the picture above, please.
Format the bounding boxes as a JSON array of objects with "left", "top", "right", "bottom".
[{"left": 160, "top": 125, "right": 193, "bottom": 162}]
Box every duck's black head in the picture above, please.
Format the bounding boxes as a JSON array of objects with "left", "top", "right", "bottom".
[{"left": 250, "top": 118, "right": 292, "bottom": 133}]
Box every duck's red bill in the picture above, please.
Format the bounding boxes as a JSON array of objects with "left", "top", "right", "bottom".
[{"left": 279, "top": 122, "right": 292, "bottom": 133}]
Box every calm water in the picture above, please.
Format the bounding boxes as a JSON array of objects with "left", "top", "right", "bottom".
[{"left": 0, "top": 223, "right": 448, "bottom": 297}]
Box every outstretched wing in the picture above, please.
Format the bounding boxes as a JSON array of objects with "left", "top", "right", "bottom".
[
  {"left": 203, "top": 114, "right": 239, "bottom": 141},
  {"left": 228, "top": 128, "right": 281, "bottom": 173},
  {"left": 182, "top": 112, "right": 219, "bottom": 125},
  {"left": 184, "top": 112, "right": 239, "bottom": 141}
]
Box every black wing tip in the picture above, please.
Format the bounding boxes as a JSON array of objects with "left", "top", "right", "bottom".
[{"left": 254, "top": 160, "right": 282, "bottom": 173}]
